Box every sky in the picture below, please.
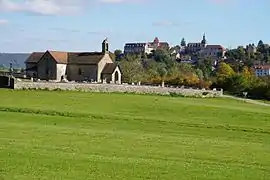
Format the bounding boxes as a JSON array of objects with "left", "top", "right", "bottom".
[{"left": 0, "top": 0, "right": 269, "bottom": 53}]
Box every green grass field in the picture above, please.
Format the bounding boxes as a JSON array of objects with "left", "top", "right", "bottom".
[{"left": 0, "top": 89, "right": 270, "bottom": 180}]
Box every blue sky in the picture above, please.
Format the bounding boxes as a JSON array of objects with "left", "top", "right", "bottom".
[{"left": 0, "top": 0, "right": 269, "bottom": 53}]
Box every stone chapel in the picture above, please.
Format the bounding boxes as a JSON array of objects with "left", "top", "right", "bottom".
[{"left": 25, "top": 39, "right": 122, "bottom": 84}]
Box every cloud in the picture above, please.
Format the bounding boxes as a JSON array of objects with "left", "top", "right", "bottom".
[
  {"left": 0, "top": 0, "right": 142, "bottom": 15},
  {"left": 0, "top": 0, "right": 85, "bottom": 15},
  {"left": 0, "top": 19, "right": 9, "bottom": 24}
]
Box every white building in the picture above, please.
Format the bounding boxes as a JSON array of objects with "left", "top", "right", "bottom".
[{"left": 254, "top": 65, "right": 270, "bottom": 77}]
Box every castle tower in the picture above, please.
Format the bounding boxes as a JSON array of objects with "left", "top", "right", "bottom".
[{"left": 102, "top": 38, "right": 109, "bottom": 54}]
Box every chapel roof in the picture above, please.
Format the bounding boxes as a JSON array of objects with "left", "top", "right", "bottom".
[
  {"left": 101, "top": 63, "right": 118, "bottom": 74},
  {"left": 25, "top": 51, "right": 107, "bottom": 65}
]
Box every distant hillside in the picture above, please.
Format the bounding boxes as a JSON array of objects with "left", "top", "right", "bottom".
[{"left": 0, "top": 53, "right": 31, "bottom": 69}]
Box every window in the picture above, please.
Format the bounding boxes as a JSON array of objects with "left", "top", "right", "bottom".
[{"left": 78, "top": 68, "right": 82, "bottom": 75}]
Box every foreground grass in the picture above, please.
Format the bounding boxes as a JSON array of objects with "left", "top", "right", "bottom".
[{"left": 0, "top": 89, "right": 270, "bottom": 179}]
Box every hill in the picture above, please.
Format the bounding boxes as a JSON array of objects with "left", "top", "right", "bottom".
[
  {"left": 0, "top": 53, "right": 30, "bottom": 68},
  {"left": 0, "top": 90, "right": 269, "bottom": 179}
]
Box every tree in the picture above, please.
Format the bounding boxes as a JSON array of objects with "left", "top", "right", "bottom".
[
  {"left": 241, "top": 66, "right": 252, "bottom": 78},
  {"left": 158, "top": 67, "right": 167, "bottom": 81},
  {"left": 180, "top": 38, "right": 186, "bottom": 47},
  {"left": 119, "top": 55, "right": 145, "bottom": 83},
  {"left": 257, "top": 40, "right": 266, "bottom": 54},
  {"left": 153, "top": 49, "right": 174, "bottom": 68},
  {"left": 216, "top": 62, "right": 235, "bottom": 81},
  {"left": 114, "top": 49, "right": 122, "bottom": 61},
  {"left": 225, "top": 74, "right": 250, "bottom": 95},
  {"left": 195, "top": 57, "right": 213, "bottom": 80}
]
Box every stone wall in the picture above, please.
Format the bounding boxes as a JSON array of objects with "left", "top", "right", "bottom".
[{"left": 13, "top": 81, "right": 223, "bottom": 97}]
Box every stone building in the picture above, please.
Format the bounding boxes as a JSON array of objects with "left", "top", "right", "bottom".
[
  {"left": 124, "top": 37, "right": 170, "bottom": 54},
  {"left": 185, "top": 34, "right": 207, "bottom": 54},
  {"left": 201, "top": 45, "right": 226, "bottom": 58},
  {"left": 25, "top": 39, "right": 122, "bottom": 83},
  {"left": 185, "top": 33, "right": 226, "bottom": 59},
  {"left": 246, "top": 44, "right": 257, "bottom": 53}
]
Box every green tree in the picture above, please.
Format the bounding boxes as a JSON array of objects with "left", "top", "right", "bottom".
[
  {"left": 225, "top": 74, "right": 250, "bottom": 95},
  {"left": 119, "top": 56, "right": 144, "bottom": 83},
  {"left": 195, "top": 57, "right": 213, "bottom": 80},
  {"left": 158, "top": 67, "right": 167, "bottom": 81},
  {"left": 114, "top": 49, "right": 122, "bottom": 61},
  {"left": 180, "top": 38, "right": 186, "bottom": 47},
  {"left": 153, "top": 49, "right": 174, "bottom": 68}
]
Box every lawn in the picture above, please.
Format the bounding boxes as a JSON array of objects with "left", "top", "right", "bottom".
[{"left": 0, "top": 89, "right": 270, "bottom": 180}]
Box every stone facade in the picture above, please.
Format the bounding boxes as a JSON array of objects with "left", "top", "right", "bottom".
[
  {"left": 97, "top": 54, "right": 114, "bottom": 82},
  {"left": 102, "top": 66, "right": 121, "bottom": 83},
  {"left": 13, "top": 81, "right": 223, "bottom": 97},
  {"left": 67, "top": 64, "right": 97, "bottom": 82},
  {"left": 37, "top": 52, "right": 56, "bottom": 80}
]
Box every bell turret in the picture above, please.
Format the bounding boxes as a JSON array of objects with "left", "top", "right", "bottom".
[{"left": 102, "top": 38, "right": 109, "bottom": 54}]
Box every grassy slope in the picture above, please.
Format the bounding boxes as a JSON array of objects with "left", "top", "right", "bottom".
[{"left": 0, "top": 89, "right": 270, "bottom": 180}]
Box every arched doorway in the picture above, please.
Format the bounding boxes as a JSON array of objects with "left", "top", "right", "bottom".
[{"left": 114, "top": 71, "right": 119, "bottom": 83}]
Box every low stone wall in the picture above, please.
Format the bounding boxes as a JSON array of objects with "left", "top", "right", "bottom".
[{"left": 13, "top": 81, "right": 223, "bottom": 97}]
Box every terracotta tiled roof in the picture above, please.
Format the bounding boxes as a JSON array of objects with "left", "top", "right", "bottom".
[
  {"left": 68, "top": 52, "right": 105, "bottom": 65},
  {"left": 48, "top": 51, "right": 68, "bottom": 64},
  {"left": 25, "top": 51, "right": 107, "bottom": 65},
  {"left": 25, "top": 52, "right": 44, "bottom": 63},
  {"left": 254, "top": 65, "right": 270, "bottom": 70},
  {"left": 101, "top": 63, "right": 118, "bottom": 74}
]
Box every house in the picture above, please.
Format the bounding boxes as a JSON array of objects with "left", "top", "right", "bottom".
[
  {"left": 124, "top": 37, "right": 170, "bottom": 54},
  {"left": 25, "top": 39, "right": 122, "bottom": 83},
  {"left": 254, "top": 65, "right": 270, "bottom": 77}
]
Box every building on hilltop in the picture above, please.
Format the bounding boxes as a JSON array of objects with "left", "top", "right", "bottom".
[
  {"left": 184, "top": 33, "right": 226, "bottom": 59},
  {"left": 185, "top": 33, "right": 207, "bottom": 54},
  {"left": 124, "top": 37, "right": 170, "bottom": 54},
  {"left": 25, "top": 38, "right": 122, "bottom": 84},
  {"left": 246, "top": 44, "right": 257, "bottom": 53},
  {"left": 201, "top": 45, "right": 226, "bottom": 58}
]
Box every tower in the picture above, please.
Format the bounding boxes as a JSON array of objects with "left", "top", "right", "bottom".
[
  {"left": 201, "top": 33, "right": 207, "bottom": 46},
  {"left": 102, "top": 38, "right": 109, "bottom": 54}
]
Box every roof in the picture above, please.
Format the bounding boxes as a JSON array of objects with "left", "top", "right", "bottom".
[
  {"left": 254, "top": 65, "right": 270, "bottom": 70},
  {"left": 125, "top": 43, "right": 147, "bottom": 46},
  {"left": 48, "top": 51, "right": 68, "bottom": 64},
  {"left": 25, "top": 51, "right": 106, "bottom": 65},
  {"left": 24, "top": 52, "right": 44, "bottom": 63},
  {"left": 206, "top": 45, "right": 225, "bottom": 50},
  {"left": 101, "top": 63, "right": 118, "bottom": 74},
  {"left": 187, "top": 43, "right": 203, "bottom": 47},
  {"left": 68, "top": 52, "right": 105, "bottom": 65}
]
